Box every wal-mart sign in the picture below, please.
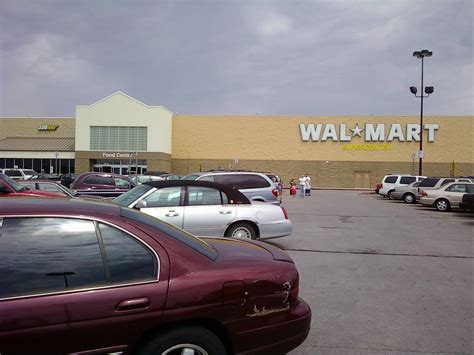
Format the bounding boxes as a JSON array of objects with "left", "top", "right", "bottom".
[{"left": 299, "top": 123, "right": 439, "bottom": 142}]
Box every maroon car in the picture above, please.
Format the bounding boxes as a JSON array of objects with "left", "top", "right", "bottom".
[
  {"left": 0, "top": 173, "right": 65, "bottom": 198},
  {"left": 0, "top": 198, "right": 311, "bottom": 355},
  {"left": 71, "top": 172, "right": 136, "bottom": 198}
]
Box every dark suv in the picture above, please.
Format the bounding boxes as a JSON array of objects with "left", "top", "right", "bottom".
[{"left": 71, "top": 172, "right": 135, "bottom": 197}]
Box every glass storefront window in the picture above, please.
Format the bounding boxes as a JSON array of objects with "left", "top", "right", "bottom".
[
  {"left": 0, "top": 158, "right": 5, "bottom": 169},
  {"left": 6, "top": 158, "right": 14, "bottom": 168},
  {"left": 23, "top": 159, "right": 33, "bottom": 169}
]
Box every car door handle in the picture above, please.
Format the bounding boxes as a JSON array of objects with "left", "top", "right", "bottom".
[
  {"left": 219, "top": 210, "right": 232, "bottom": 214},
  {"left": 165, "top": 210, "right": 180, "bottom": 217},
  {"left": 115, "top": 297, "right": 150, "bottom": 311}
]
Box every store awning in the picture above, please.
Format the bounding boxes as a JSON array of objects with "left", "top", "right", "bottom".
[{"left": 0, "top": 137, "right": 75, "bottom": 151}]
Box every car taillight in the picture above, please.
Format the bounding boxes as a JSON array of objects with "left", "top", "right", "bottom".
[
  {"left": 281, "top": 206, "right": 288, "bottom": 219},
  {"left": 422, "top": 191, "right": 428, "bottom": 196},
  {"left": 289, "top": 275, "right": 299, "bottom": 301},
  {"left": 272, "top": 188, "right": 279, "bottom": 197}
]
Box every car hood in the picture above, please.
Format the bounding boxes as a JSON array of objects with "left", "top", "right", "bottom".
[{"left": 201, "top": 237, "right": 293, "bottom": 263}]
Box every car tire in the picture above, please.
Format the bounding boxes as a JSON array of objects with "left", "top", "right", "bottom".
[
  {"left": 225, "top": 222, "right": 257, "bottom": 240},
  {"left": 435, "top": 198, "right": 451, "bottom": 212},
  {"left": 137, "top": 326, "right": 227, "bottom": 355},
  {"left": 403, "top": 193, "right": 416, "bottom": 204},
  {"left": 387, "top": 190, "right": 395, "bottom": 200}
]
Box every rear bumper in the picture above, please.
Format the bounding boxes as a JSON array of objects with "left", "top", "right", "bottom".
[
  {"left": 258, "top": 219, "right": 293, "bottom": 239},
  {"left": 233, "top": 299, "right": 312, "bottom": 355}
]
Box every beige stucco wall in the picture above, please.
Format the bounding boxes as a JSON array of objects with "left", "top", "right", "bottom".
[
  {"left": 172, "top": 115, "right": 473, "bottom": 164},
  {"left": 0, "top": 118, "right": 75, "bottom": 140},
  {"left": 75, "top": 92, "right": 173, "bottom": 153}
]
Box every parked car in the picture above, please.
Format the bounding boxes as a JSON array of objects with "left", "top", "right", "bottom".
[
  {"left": 0, "top": 173, "right": 65, "bottom": 198},
  {"left": 390, "top": 181, "right": 422, "bottom": 203},
  {"left": 29, "top": 173, "right": 61, "bottom": 181},
  {"left": 417, "top": 177, "right": 473, "bottom": 201},
  {"left": 18, "top": 180, "right": 103, "bottom": 200},
  {"left": 71, "top": 172, "right": 135, "bottom": 197},
  {"left": 113, "top": 180, "right": 292, "bottom": 240},
  {"left": 159, "top": 173, "right": 182, "bottom": 180},
  {"left": 0, "top": 198, "right": 311, "bottom": 355},
  {"left": 419, "top": 182, "right": 474, "bottom": 211},
  {"left": 378, "top": 174, "right": 426, "bottom": 199},
  {"left": 0, "top": 168, "right": 37, "bottom": 180},
  {"left": 182, "top": 171, "right": 281, "bottom": 204},
  {"left": 131, "top": 174, "right": 164, "bottom": 185},
  {"left": 459, "top": 193, "right": 474, "bottom": 210}
]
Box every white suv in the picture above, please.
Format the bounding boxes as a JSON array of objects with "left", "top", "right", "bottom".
[
  {"left": 0, "top": 169, "right": 37, "bottom": 180},
  {"left": 379, "top": 174, "right": 426, "bottom": 199}
]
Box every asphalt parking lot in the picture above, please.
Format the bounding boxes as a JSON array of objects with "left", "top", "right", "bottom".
[{"left": 268, "top": 190, "right": 473, "bottom": 355}]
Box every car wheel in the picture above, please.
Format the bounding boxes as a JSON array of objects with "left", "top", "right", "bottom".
[
  {"left": 387, "top": 190, "right": 395, "bottom": 200},
  {"left": 403, "top": 193, "right": 416, "bottom": 204},
  {"left": 435, "top": 199, "right": 451, "bottom": 212},
  {"left": 137, "top": 326, "right": 227, "bottom": 355},
  {"left": 225, "top": 222, "right": 257, "bottom": 240}
]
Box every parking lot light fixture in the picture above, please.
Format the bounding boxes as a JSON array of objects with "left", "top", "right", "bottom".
[{"left": 410, "top": 49, "right": 434, "bottom": 176}]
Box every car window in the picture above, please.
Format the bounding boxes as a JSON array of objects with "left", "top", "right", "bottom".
[
  {"left": 441, "top": 179, "right": 454, "bottom": 186},
  {"left": 84, "top": 175, "right": 114, "bottom": 186},
  {"left": 20, "top": 182, "right": 36, "bottom": 190},
  {"left": 114, "top": 177, "right": 131, "bottom": 187},
  {"left": 143, "top": 186, "right": 182, "bottom": 207},
  {"left": 4, "top": 170, "right": 22, "bottom": 177},
  {"left": 459, "top": 179, "right": 471, "bottom": 182},
  {"left": 98, "top": 224, "right": 156, "bottom": 283},
  {"left": 0, "top": 218, "right": 106, "bottom": 299},
  {"left": 467, "top": 185, "right": 474, "bottom": 193},
  {"left": 446, "top": 184, "right": 467, "bottom": 193},
  {"left": 113, "top": 185, "right": 153, "bottom": 207},
  {"left": 419, "top": 178, "right": 439, "bottom": 187},
  {"left": 38, "top": 183, "right": 67, "bottom": 195},
  {"left": 400, "top": 176, "right": 416, "bottom": 184},
  {"left": 198, "top": 175, "right": 215, "bottom": 182},
  {"left": 187, "top": 186, "right": 227, "bottom": 206},
  {"left": 383, "top": 176, "right": 398, "bottom": 184},
  {"left": 22, "top": 170, "right": 37, "bottom": 175},
  {"left": 182, "top": 174, "right": 200, "bottom": 180}
]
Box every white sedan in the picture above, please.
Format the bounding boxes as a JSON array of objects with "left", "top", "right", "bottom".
[{"left": 113, "top": 180, "right": 292, "bottom": 240}]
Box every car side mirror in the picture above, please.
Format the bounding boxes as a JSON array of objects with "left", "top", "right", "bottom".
[{"left": 134, "top": 200, "right": 147, "bottom": 209}]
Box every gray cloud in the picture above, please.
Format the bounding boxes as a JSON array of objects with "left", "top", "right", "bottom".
[{"left": 0, "top": 0, "right": 472, "bottom": 116}]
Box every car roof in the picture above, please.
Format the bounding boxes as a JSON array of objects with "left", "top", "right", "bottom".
[
  {"left": 0, "top": 198, "right": 121, "bottom": 218},
  {"left": 144, "top": 180, "right": 251, "bottom": 204}
]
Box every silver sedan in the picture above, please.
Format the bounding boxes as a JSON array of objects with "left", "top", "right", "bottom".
[
  {"left": 390, "top": 181, "right": 421, "bottom": 203},
  {"left": 112, "top": 180, "right": 292, "bottom": 240}
]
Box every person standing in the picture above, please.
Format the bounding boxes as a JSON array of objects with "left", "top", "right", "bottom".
[
  {"left": 299, "top": 175, "right": 307, "bottom": 198},
  {"left": 289, "top": 178, "right": 297, "bottom": 197},
  {"left": 305, "top": 173, "right": 311, "bottom": 196}
]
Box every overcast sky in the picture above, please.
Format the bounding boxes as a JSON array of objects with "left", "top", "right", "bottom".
[{"left": 0, "top": 0, "right": 472, "bottom": 117}]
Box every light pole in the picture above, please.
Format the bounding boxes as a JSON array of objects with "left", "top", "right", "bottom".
[{"left": 410, "top": 49, "right": 434, "bottom": 176}]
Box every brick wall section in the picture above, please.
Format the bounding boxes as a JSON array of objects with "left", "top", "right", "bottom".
[
  {"left": 0, "top": 118, "right": 75, "bottom": 140},
  {"left": 172, "top": 159, "right": 473, "bottom": 188}
]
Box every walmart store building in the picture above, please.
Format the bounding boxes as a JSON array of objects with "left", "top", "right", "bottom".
[{"left": 1, "top": 92, "right": 472, "bottom": 188}]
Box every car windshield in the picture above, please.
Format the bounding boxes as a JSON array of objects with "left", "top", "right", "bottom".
[
  {"left": 182, "top": 174, "right": 200, "bottom": 180},
  {"left": 0, "top": 174, "right": 29, "bottom": 192},
  {"left": 61, "top": 185, "right": 77, "bottom": 196},
  {"left": 22, "top": 170, "right": 36, "bottom": 175},
  {"left": 112, "top": 184, "right": 153, "bottom": 206}
]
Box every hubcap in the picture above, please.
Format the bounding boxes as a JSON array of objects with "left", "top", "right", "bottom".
[
  {"left": 163, "top": 344, "right": 208, "bottom": 355},
  {"left": 232, "top": 227, "right": 252, "bottom": 239},
  {"left": 405, "top": 194, "right": 414, "bottom": 203},
  {"left": 437, "top": 201, "right": 448, "bottom": 211}
]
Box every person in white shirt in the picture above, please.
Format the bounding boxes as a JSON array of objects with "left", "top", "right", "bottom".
[
  {"left": 299, "top": 175, "right": 307, "bottom": 198},
  {"left": 304, "top": 174, "right": 311, "bottom": 196}
]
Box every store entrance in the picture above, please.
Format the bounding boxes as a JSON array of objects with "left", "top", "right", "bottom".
[{"left": 91, "top": 159, "right": 147, "bottom": 176}]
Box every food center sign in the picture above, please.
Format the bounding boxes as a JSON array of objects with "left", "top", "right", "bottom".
[{"left": 299, "top": 123, "right": 439, "bottom": 142}]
